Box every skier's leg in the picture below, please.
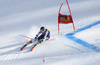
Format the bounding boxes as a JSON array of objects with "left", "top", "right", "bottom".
[
  {"left": 45, "top": 36, "right": 50, "bottom": 41},
  {"left": 37, "top": 35, "right": 44, "bottom": 43},
  {"left": 45, "top": 31, "right": 50, "bottom": 41},
  {"left": 31, "top": 35, "right": 44, "bottom": 51},
  {"left": 21, "top": 39, "right": 34, "bottom": 51},
  {"left": 26, "top": 39, "right": 36, "bottom": 45},
  {"left": 31, "top": 40, "right": 38, "bottom": 51},
  {"left": 38, "top": 35, "right": 44, "bottom": 40}
]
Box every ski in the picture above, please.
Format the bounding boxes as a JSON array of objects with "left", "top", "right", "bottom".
[
  {"left": 31, "top": 46, "right": 35, "bottom": 51},
  {"left": 21, "top": 44, "right": 27, "bottom": 51},
  {"left": 21, "top": 44, "right": 36, "bottom": 51},
  {"left": 20, "top": 39, "right": 35, "bottom": 51},
  {"left": 20, "top": 39, "right": 54, "bottom": 51},
  {"left": 21, "top": 44, "right": 35, "bottom": 51},
  {"left": 31, "top": 43, "right": 37, "bottom": 51}
]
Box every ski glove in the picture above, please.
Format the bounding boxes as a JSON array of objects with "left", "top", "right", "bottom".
[
  {"left": 43, "top": 38, "right": 46, "bottom": 41},
  {"left": 34, "top": 37, "right": 37, "bottom": 41}
]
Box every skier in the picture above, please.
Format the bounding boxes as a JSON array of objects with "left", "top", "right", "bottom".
[{"left": 21, "top": 26, "right": 50, "bottom": 51}]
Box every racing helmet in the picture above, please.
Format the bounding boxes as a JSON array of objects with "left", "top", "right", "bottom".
[{"left": 40, "top": 26, "right": 46, "bottom": 31}]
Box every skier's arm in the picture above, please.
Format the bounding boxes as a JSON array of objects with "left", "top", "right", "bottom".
[
  {"left": 43, "top": 31, "right": 48, "bottom": 41},
  {"left": 35, "top": 31, "right": 42, "bottom": 39}
]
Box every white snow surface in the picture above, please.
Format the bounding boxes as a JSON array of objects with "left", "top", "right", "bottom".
[{"left": 0, "top": 0, "right": 100, "bottom": 65}]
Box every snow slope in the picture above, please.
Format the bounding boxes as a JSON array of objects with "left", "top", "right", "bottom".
[{"left": 0, "top": 0, "right": 100, "bottom": 65}]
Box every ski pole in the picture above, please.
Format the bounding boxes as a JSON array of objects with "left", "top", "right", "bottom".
[{"left": 20, "top": 35, "right": 33, "bottom": 39}]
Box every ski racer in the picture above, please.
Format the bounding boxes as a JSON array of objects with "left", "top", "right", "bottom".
[
  {"left": 35, "top": 26, "right": 50, "bottom": 42},
  {"left": 21, "top": 26, "right": 50, "bottom": 51}
]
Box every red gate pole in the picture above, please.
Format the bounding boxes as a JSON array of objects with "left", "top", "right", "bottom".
[
  {"left": 66, "top": 0, "right": 72, "bottom": 15},
  {"left": 58, "top": 3, "right": 63, "bottom": 34},
  {"left": 66, "top": 0, "right": 76, "bottom": 34}
]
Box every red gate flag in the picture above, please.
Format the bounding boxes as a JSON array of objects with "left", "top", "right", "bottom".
[
  {"left": 58, "top": 13, "right": 73, "bottom": 24},
  {"left": 58, "top": 0, "right": 76, "bottom": 34}
]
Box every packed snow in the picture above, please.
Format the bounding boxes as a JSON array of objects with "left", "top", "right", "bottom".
[{"left": 0, "top": 0, "right": 100, "bottom": 65}]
